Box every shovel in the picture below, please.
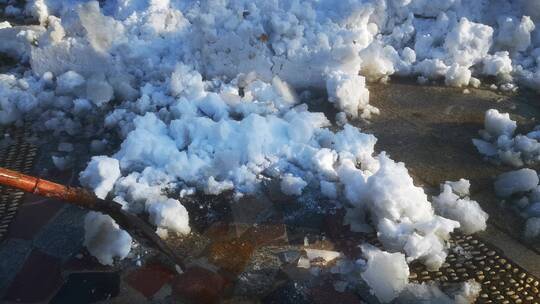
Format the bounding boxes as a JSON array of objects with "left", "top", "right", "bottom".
[{"left": 0, "top": 166, "right": 185, "bottom": 269}]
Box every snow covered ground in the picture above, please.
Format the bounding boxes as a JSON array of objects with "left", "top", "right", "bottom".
[{"left": 5, "top": 0, "right": 540, "bottom": 301}]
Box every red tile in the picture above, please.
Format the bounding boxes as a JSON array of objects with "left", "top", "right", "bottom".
[
  {"left": 7, "top": 199, "right": 65, "bottom": 240},
  {"left": 4, "top": 249, "right": 63, "bottom": 303},
  {"left": 172, "top": 266, "right": 225, "bottom": 304},
  {"left": 125, "top": 263, "right": 176, "bottom": 298}
]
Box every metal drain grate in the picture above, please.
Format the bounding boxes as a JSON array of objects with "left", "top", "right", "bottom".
[
  {"left": 0, "top": 126, "right": 38, "bottom": 241},
  {"left": 408, "top": 233, "right": 540, "bottom": 303}
]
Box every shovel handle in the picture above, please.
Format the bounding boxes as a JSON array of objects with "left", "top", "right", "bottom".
[{"left": 0, "top": 167, "right": 113, "bottom": 211}]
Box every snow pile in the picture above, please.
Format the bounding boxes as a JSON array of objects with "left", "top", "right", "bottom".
[
  {"left": 474, "top": 109, "right": 540, "bottom": 167},
  {"left": 344, "top": 154, "right": 460, "bottom": 270},
  {"left": 433, "top": 179, "right": 488, "bottom": 235},
  {"left": 83, "top": 211, "right": 132, "bottom": 265},
  {"left": 79, "top": 156, "right": 121, "bottom": 199}
]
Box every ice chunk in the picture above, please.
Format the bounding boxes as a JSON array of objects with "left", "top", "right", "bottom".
[
  {"left": 79, "top": 156, "right": 121, "bottom": 199},
  {"left": 83, "top": 211, "right": 132, "bottom": 265},
  {"left": 56, "top": 71, "right": 85, "bottom": 95},
  {"left": 146, "top": 198, "right": 190, "bottom": 235},
  {"left": 484, "top": 109, "right": 517, "bottom": 138},
  {"left": 280, "top": 174, "right": 307, "bottom": 196},
  {"left": 433, "top": 183, "right": 488, "bottom": 234},
  {"left": 494, "top": 168, "right": 539, "bottom": 197},
  {"left": 305, "top": 249, "right": 342, "bottom": 263},
  {"left": 524, "top": 217, "right": 540, "bottom": 239},
  {"left": 361, "top": 245, "right": 409, "bottom": 303},
  {"left": 326, "top": 71, "right": 370, "bottom": 118}
]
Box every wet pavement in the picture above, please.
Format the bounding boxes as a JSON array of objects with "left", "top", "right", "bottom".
[{"left": 0, "top": 80, "right": 539, "bottom": 303}]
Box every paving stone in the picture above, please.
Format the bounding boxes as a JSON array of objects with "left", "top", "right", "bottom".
[
  {"left": 0, "top": 238, "right": 32, "bottom": 296},
  {"left": 50, "top": 272, "right": 120, "bottom": 303},
  {"left": 4, "top": 249, "right": 63, "bottom": 303},
  {"left": 125, "top": 263, "right": 176, "bottom": 298},
  {"left": 33, "top": 204, "right": 86, "bottom": 260},
  {"left": 309, "top": 283, "right": 363, "bottom": 304},
  {"left": 6, "top": 198, "right": 64, "bottom": 240},
  {"left": 262, "top": 281, "right": 311, "bottom": 304}
]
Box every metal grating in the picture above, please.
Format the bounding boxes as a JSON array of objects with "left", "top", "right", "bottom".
[
  {"left": 409, "top": 233, "right": 540, "bottom": 303},
  {"left": 0, "top": 126, "right": 37, "bottom": 241}
]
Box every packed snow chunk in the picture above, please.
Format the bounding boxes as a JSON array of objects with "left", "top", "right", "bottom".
[
  {"left": 56, "top": 71, "right": 85, "bottom": 95},
  {"left": 359, "top": 41, "right": 399, "bottom": 82},
  {"left": 524, "top": 217, "right": 540, "bottom": 239},
  {"left": 433, "top": 182, "right": 488, "bottom": 234},
  {"left": 496, "top": 16, "right": 535, "bottom": 53},
  {"left": 472, "top": 138, "right": 498, "bottom": 156},
  {"left": 484, "top": 109, "right": 517, "bottom": 138},
  {"left": 445, "top": 18, "right": 493, "bottom": 67},
  {"left": 305, "top": 249, "right": 342, "bottom": 263},
  {"left": 482, "top": 52, "right": 512, "bottom": 77},
  {"left": 446, "top": 178, "right": 471, "bottom": 197},
  {"left": 361, "top": 245, "right": 409, "bottom": 303},
  {"left": 79, "top": 156, "right": 121, "bottom": 199},
  {"left": 454, "top": 280, "right": 482, "bottom": 304},
  {"left": 86, "top": 76, "right": 114, "bottom": 106},
  {"left": 280, "top": 174, "right": 307, "bottom": 196},
  {"left": 83, "top": 211, "right": 132, "bottom": 265},
  {"left": 146, "top": 198, "right": 190, "bottom": 236},
  {"left": 445, "top": 64, "right": 471, "bottom": 87},
  {"left": 205, "top": 176, "right": 234, "bottom": 195},
  {"left": 325, "top": 71, "right": 370, "bottom": 118},
  {"left": 494, "top": 168, "right": 539, "bottom": 197},
  {"left": 77, "top": 1, "right": 125, "bottom": 53}
]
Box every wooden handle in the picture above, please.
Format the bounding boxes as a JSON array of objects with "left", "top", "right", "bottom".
[{"left": 0, "top": 167, "right": 112, "bottom": 211}]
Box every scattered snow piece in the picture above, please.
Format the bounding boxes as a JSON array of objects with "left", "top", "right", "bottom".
[
  {"left": 146, "top": 198, "right": 190, "bottom": 235},
  {"left": 524, "top": 217, "right": 540, "bottom": 239},
  {"left": 494, "top": 168, "right": 539, "bottom": 197},
  {"left": 83, "top": 211, "right": 132, "bottom": 266},
  {"left": 433, "top": 182, "right": 488, "bottom": 234},
  {"left": 79, "top": 156, "right": 121, "bottom": 199},
  {"left": 305, "top": 249, "right": 342, "bottom": 263},
  {"left": 454, "top": 280, "right": 482, "bottom": 304},
  {"left": 484, "top": 109, "right": 517, "bottom": 138},
  {"left": 326, "top": 71, "right": 371, "bottom": 118},
  {"left": 462, "top": 89, "right": 470, "bottom": 94},
  {"left": 297, "top": 256, "right": 311, "bottom": 269},
  {"left": 280, "top": 174, "right": 307, "bottom": 196},
  {"left": 361, "top": 245, "right": 409, "bottom": 303}
]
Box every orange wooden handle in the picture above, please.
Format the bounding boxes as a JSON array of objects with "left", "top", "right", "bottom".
[{"left": 0, "top": 167, "right": 109, "bottom": 211}]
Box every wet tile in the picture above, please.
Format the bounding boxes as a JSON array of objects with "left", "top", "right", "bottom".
[
  {"left": 125, "top": 263, "right": 176, "bottom": 298},
  {"left": 0, "top": 238, "right": 32, "bottom": 295},
  {"left": 4, "top": 249, "right": 63, "bottom": 303},
  {"left": 34, "top": 205, "right": 86, "bottom": 260},
  {"left": 62, "top": 251, "right": 111, "bottom": 274},
  {"left": 7, "top": 198, "right": 64, "bottom": 240},
  {"left": 206, "top": 237, "right": 256, "bottom": 275},
  {"left": 262, "top": 281, "right": 311, "bottom": 304},
  {"left": 231, "top": 195, "right": 276, "bottom": 237},
  {"left": 50, "top": 272, "right": 120, "bottom": 303},
  {"left": 309, "top": 284, "right": 362, "bottom": 304}
]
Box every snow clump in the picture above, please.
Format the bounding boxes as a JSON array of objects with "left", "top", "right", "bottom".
[{"left": 473, "top": 109, "right": 540, "bottom": 167}]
